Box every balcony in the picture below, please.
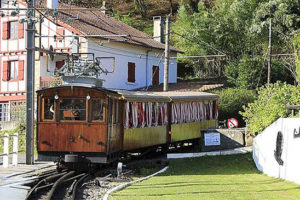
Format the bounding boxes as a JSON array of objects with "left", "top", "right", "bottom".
[{"left": 40, "top": 77, "right": 62, "bottom": 89}]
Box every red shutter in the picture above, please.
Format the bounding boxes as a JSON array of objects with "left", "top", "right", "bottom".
[
  {"left": 3, "top": 22, "right": 9, "bottom": 40},
  {"left": 18, "top": 60, "right": 24, "bottom": 80},
  {"left": 128, "top": 62, "right": 135, "bottom": 83},
  {"left": 18, "top": 23, "right": 24, "bottom": 39},
  {"left": 56, "top": 27, "right": 65, "bottom": 41},
  {"left": 2, "top": 61, "right": 9, "bottom": 81}
]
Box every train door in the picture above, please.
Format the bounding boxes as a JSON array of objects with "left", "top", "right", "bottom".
[
  {"left": 152, "top": 66, "right": 159, "bottom": 86},
  {"left": 107, "top": 98, "right": 123, "bottom": 153}
]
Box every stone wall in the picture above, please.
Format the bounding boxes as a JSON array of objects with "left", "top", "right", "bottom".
[{"left": 201, "top": 128, "right": 246, "bottom": 152}]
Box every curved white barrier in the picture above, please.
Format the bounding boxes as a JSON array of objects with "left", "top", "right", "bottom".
[{"left": 103, "top": 166, "right": 169, "bottom": 200}]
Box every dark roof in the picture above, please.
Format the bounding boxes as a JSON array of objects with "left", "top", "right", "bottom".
[
  {"left": 36, "top": 84, "right": 119, "bottom": 96},
  {"left": 37, "top": 2, "right": 181, "bottom": 53},
  {"left": 37, "top": 85, "right": 218, "bottom": 102},
  {"left": 117, "top": 90, "right": 219, "bottom": 102}
]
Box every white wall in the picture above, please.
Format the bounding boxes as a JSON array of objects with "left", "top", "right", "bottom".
[
  {"left": 253, "top": 118, "right": 300, "bottom": 185},
  {"left": 0, "top": 2, "right": 27, "bottom": 94},
  {"left": 88, "top": 40, "right": 178, "bottom": 90}
]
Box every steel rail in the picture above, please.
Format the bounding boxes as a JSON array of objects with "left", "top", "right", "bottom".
[
  {"left": 25, "top": 171, "right": 68, "bottom": 200},
  {"left": 34, "top": 173, "right": 87, "bottom": 193},
  {"left": 71, "top": 174, "right": 90, "bottom": 200},
  {"left": 47, "top": 171, "right": 76, "bottom": 200}
]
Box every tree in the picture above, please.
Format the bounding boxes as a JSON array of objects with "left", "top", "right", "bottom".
[
  {"left": 293, "top": 31, "right": 300, "bottom": 82},
  {"left": 241, "top": 82, "right": 300, "bottom": 134}
]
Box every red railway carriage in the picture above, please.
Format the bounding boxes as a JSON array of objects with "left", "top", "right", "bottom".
[{"left": 36, "top": 84, "right": 218, "bottom": 164}]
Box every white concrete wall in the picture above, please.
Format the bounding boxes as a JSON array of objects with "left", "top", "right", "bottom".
[
  {"left": 253, "top": 118, "right": 300, "bottom": 185},
  {"left": 88, "top": 40, "right": 178, "bottom": 90}
]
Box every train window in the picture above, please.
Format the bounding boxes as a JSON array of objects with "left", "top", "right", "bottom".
[
  {"left": 43, "top": 98, "right": 54, "bottom": 121},
  {"left": 59, "top": 99, "right": 86, "bottom": 121},
  {"left": 91, "top": 99, "right": 104, "bottom": 121}
]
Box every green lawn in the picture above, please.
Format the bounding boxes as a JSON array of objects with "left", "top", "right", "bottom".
[{"left": 111, "top": 153, "right": 300, "bottom": 200}]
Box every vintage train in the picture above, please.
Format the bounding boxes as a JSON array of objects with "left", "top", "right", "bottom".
[{"left": 36, "top": 84, "right": 218, "bottom": 165}]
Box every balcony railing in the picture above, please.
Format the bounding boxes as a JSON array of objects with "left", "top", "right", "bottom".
[{"left": 40, "top": 77, "right": 62, "bottom": 89}]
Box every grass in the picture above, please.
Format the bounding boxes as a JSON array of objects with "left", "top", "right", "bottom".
[
  {"left": 0, "top": 127, "right": 26, "bottom": 154},
  {"left": 111, "top": 153, "right": 300, "bottom": 200}
]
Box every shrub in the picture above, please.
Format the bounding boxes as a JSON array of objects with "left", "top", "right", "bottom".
[
  {"left": 214, "top": 88, "right": 256, "bottom": 127},
  {"left": 241, "top": 82, "right": 300, "bottom": 135}
]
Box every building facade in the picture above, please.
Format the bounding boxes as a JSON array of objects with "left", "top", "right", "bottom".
[{"left": 0, "top": 0, "right": 180, "bottom": 122}]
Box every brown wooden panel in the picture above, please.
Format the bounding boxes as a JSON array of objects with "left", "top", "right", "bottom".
[
  {"left": 38, "top": 123, "right": 107, "bottom": 152},
  {"left": 108, "top": 124, "right": 123, "bottom": 152},
  {"left": 39, "top": 87, "right": 107, "bottom": 99}
]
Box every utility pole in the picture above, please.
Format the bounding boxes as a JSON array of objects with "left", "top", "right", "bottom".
[
  {"left": 267, "top": 18, "right": 272, "bottom": 85},
  {"left": 163, "top": 16, "right": 170, "bottom": 92},
  {"left": 26, "top": 0, "right": 35, "bottom": 165}
]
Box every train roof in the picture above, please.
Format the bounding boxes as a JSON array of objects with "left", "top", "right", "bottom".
[
  {"left": 116, "top": 90, "right": 219, "bottom": 102},
  {"left": 37, "top": 84, "right": 218, "bottom": 102},
  {"left": 36, "top": 83, "right": 119, "bottom": 95}
]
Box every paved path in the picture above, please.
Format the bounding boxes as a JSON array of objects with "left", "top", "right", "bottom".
[
  {"left": 167, "top": 146, "right": 252, "bottom": 159},
  {"left": 0, "top": 154, "right": 55, "bottom": 200}
]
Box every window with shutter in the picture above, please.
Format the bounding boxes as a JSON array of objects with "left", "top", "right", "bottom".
[
  {"left": 2, "top": 61, "right": 9, "bottom": 81},
  {"left": 2, "top": 22, "right": 9, "bottom": 40},
  {"left": 9, "top": 61, "right": 18, "bottom": 80},
  {"left": 128, "top": 62, "right": 135, "bottom": 83},
  {"left": 56, "top": 27, "right": 65, "bottom": 41},
  {"left": 152, "top": 65, "right": 159, "bottom": 86},
  {"left": 9, "top": 21, "right": 18, "bottom": 39},
  {"left": 18, "top": 60, "right": 24, "bottom": 80}
]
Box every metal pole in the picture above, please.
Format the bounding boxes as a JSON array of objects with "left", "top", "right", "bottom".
[
  {"left": 26, "top": 0, "right": 35, "bottom": 165},
  {"left": 267, "top": 18, "right": 272, "bottom": 85},
  {"left": 163, "top": 16, "right": 170, "bottom": 92}
]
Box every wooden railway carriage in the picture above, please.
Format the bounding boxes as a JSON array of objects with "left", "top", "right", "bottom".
[{"left": 37, "top": 84, "right": 218, "bottom": 164}]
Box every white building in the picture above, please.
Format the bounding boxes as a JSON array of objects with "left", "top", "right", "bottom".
[{"left": 0, "top": 0, "right": 181, "bottom": 122}]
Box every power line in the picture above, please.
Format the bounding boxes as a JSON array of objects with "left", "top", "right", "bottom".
[
  {"left": 172, "top": 31, "right": 227, "bottom": 56},
  {"left": 172, "top": 55, "right": 226, "bottom": 59}
]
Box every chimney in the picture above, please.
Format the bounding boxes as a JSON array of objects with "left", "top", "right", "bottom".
[
  {"left": 47, "top": 0, "right": 58, "bottom": 9},
  {"left": 100, "top": 1, "right": 108, "bottom": 15},
  {"left": 153, "top": 16, "right": 165, "bottom": 43}
]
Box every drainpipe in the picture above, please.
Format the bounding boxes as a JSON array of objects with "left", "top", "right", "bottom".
[{"left": 146, "top": 49, "right": 152, "bottom": 87}]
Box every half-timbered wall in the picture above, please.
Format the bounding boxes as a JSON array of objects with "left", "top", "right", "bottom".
[{"left": 0, "top": 1, "right": 74, "bottom": 121}]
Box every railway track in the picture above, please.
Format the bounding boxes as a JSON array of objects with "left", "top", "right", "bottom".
[{"left": 25, "top": 170, "right": 91, "bottom": 200}]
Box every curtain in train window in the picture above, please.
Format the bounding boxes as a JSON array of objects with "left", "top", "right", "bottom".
[
  {"left": 91, "top": 99, "right": 104, "bottom": 121},
  {"left": 152, "top": 103, "right": 159, "bottom": 127},
  {"left": 59, "top": 99, "right": 86, "bottom": 121},
  {"left": 213, "top": 100, "right": 218, "bottom": 119},
  {"left": 124, "top": 102, "right": 130, "bottom": 129},
  {"left": 43, "top": 98, "right": 54, "bottom": 120},
  {"left": 160, "top": 103, "right": 168, "bottom": 125},
  {"left": 125, "top": 101, "right": 167, "bottom": 129},
  {"left": 145, "top": 102, "right": 152, "bottom": 127},
  {"left": 172, "top": 101, "right": 211, "bottom": 123}
]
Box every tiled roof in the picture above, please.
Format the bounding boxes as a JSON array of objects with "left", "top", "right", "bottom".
[{"left": 36, "top": 2, "right": 181, "bottom": 52}]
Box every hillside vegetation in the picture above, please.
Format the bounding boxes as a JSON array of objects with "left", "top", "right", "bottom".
[{"left": 61, "top": 0, "right": 203, "bottom": 35}]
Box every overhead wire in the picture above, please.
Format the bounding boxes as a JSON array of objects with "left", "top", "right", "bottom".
[{"left": 172, "top": 31, "right": 227, "bottom": 56}]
